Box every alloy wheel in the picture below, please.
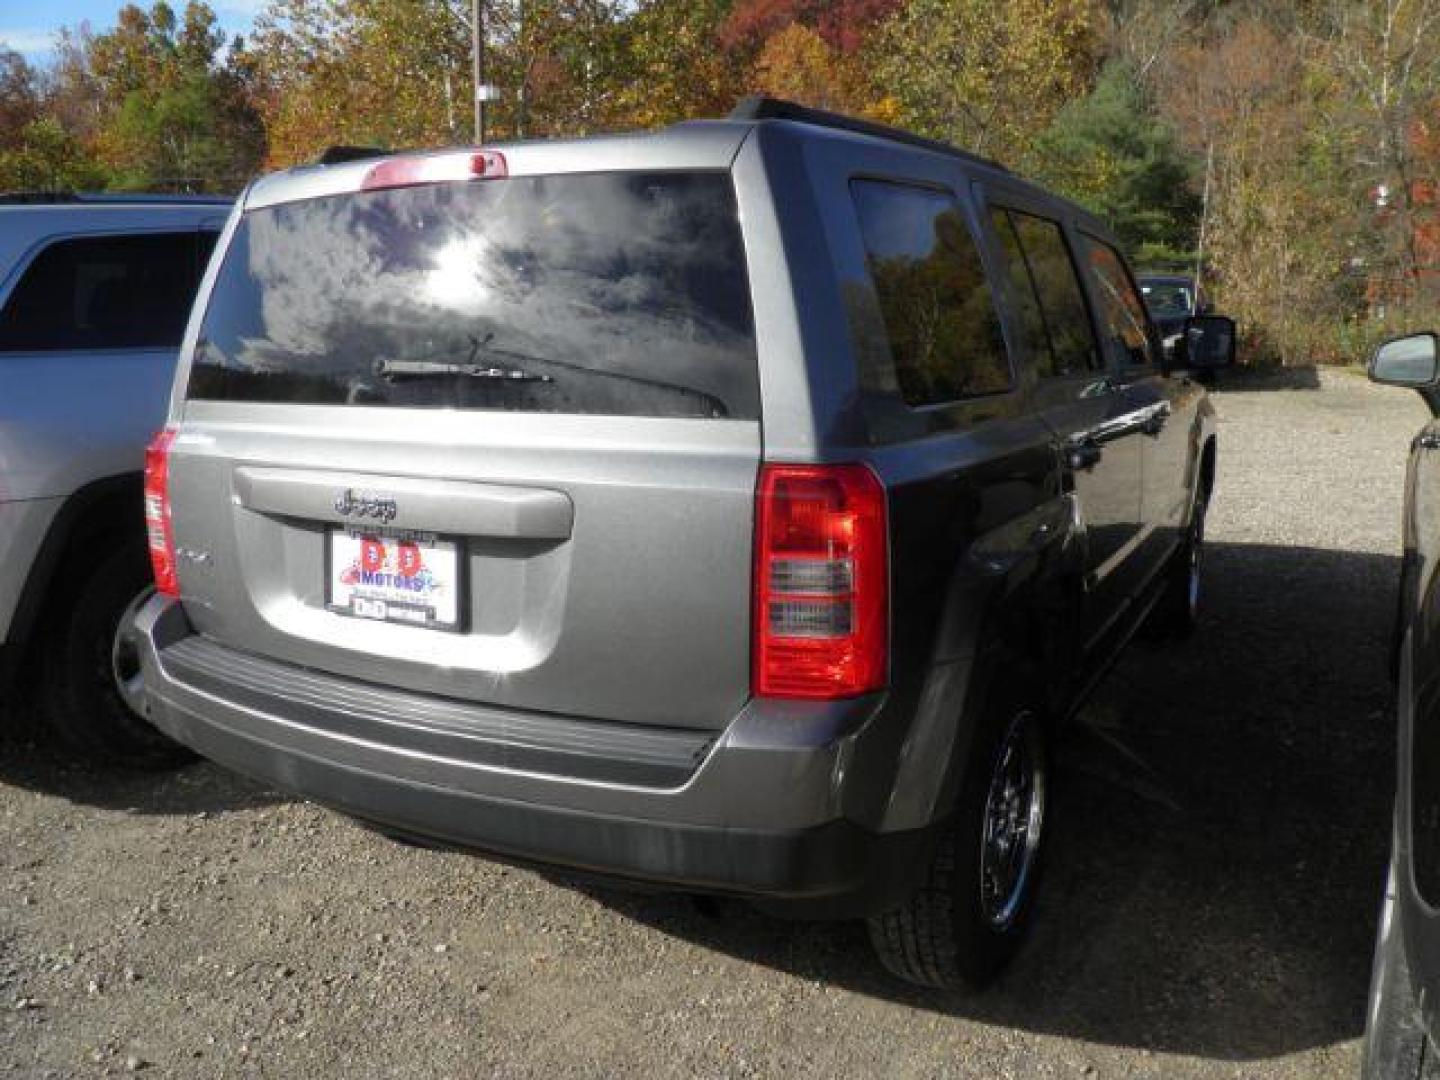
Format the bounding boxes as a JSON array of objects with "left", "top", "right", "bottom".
[{"left": 979, "top": 709, "right": 1046, "bottom": 929}]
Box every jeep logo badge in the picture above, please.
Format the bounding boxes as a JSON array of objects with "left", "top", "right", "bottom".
[{"left": 334, "top": 489, "right": 398, "bottom": 523}]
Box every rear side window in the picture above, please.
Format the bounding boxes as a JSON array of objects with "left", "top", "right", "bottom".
[
  {"left": 1001, "top": 211, "right": 1101, "bottom": 377},
  {"left": 988, "top": 209, "right": 1053, "bottom": 375},
  {"left": 188, "top": 172, "right": 758, "bottom": 419},
  {"left": 850, "top": 180, "right": 1010, "bottom": 406},
  {"left": 1079, "top": 235, "right": 1154, "bottom": 370},
  {"left": 0, "top": 231, "right": 213, "bottom": 352}
]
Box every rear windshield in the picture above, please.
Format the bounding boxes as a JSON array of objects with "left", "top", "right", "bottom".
[
  {"left": 1140, "top": 281, "right": 1193, "bottom": 316},
  {"left": 187, "top": 171, "right": 758, "bottom": 419}
]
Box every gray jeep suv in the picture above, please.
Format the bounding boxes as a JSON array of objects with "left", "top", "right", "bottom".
[
  {"left": 131, "top": 99, "right": 1221, "bottom": 988},
  {"left": 0, "top": 192, "right": 227, "bottom": 765}
]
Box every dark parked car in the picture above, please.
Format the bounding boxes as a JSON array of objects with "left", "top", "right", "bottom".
[
  {"left": 1139, "top": 273, "right": 1232, "bottom": 373},
  {"left": 1365, "top": 332, "right": 1440, "bottom": 1076},
  {"left": 129, "top": 98, "right": 1229, "bottom": 988},
  {"left": 1139, "top": 274, "right": 1203, "bottom": 338}
]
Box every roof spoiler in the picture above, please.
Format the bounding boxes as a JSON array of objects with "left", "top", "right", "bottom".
[{"left": 315, "top": 145, "right": 391, "bottom": 166}]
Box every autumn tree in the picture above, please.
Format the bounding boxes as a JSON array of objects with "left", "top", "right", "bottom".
[
  {"left": 1314, "top": 0, "right": 1440, "bottom": 306},
  {"left": 1157, "top": 17, "right": 1361, "bottom": 363},
  {"left": 871, "top": 0, "right": 1102, "bottom": 167},
  {"left": 248, "top": 0, "right": 473, "bottom": 161},
  {"left": 751, "top": 24, "right": 850, "bottom": 109},
  {"left": 485, "top": 0, "right": 632, "bottom": 137},
  {"left": 720, "top": 0, "right": 903, "bottom": 56},
  {"left": 613, "top": 0, "right": 738, "bottom": 128},
  {"left": 1101, "top": 0, "right": 1202, "bottom": 81},
  {"left": 17, "top": 2, "right": 268, "bottom": 192},
  {"left": 749, "top": 22, "right": 898, "bottom": 116},
  {"left": 44, "top": 28, "right": 108, "bottom": 148},
  {"left": 0, "top": 48, "right": 40, "bottom": 140},
  {"left": 0, "top": 44, "right": 111, "bottom": 189},
  {"left": 713, "top": 0, "right": 901, "bottom": 117},
  {"left": 99, "top": 4, "right": 264, "bottom": 189}
]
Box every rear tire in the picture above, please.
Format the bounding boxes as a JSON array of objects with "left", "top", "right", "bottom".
[
  {"left": 36, "top": 538, "right": 193, "bottom": 770},
  {"left": 1364, "top": 849, "right": 1440, "bottom": 1079},
  {"left": 867, "top": 674, "right": 1048, "bottom": 989}
]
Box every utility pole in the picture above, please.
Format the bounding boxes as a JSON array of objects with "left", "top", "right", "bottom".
[
  {"left": 470, "top": 0, "right": 485, "bottom": 143},
  {"left": 1193, "top": 141, "right": 1214, "bottom": 303}
]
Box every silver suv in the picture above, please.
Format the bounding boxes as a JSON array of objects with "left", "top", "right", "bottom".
[
  {"left": 0, "top": 192, "right": 227, "bottom": 765},
  {"left": 131, "top": 99, "right": 1221, "bottom": 987}
]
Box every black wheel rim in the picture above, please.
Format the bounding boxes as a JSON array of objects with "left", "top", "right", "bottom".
[{"left": 979, "top": 709, "right": 1046, "bottom": 929}]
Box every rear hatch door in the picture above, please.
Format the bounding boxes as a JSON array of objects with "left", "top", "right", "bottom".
[{"left": 168, "top": 149, "right": 761, "bottom": 732}]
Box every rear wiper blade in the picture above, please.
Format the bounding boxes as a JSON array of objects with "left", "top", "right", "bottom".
[
  {"left": 376, "top": 333, "right": 555, "bottom": 384},
  {"left": 378, "top": 332, "right": 730, "bottom": 418},
  {"left": 374, "top": 358, "right": 553, "bottom": 383}
]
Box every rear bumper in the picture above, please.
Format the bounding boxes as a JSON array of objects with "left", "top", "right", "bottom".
[{"left": 133, "top": 595, "right": 936, "bottom": 915}]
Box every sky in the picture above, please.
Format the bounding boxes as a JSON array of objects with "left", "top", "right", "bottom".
[{"left": 0, "top": 0, "right": 263, "bottom": 60}]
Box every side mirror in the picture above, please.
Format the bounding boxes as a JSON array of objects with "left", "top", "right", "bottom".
[
  {"left": 1195, "top": 300, "right": 1213, "bottom": 317},
  {"left": 1370, "top": 333, "right": 1439, "bottom": 387},
  {"left": 1184, "top": 315, "right": 1236, "bottom": 369}
]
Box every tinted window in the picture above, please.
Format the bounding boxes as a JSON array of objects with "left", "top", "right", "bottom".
[
  {"left": 189, "top": 173, "right": 758, "bottom": 419},
  {"left": 1005, "top": 211, "right": 1101, "bottom": 377},
  {"left": 1081, "top": 236, "right": 1153, "bottom": 369},
  {"left": 0, "top": 231, "right": 211, "bottom": 352},
  {"left": 851, "top": 181, "right": 1009, "bottom": 406},
  {"left": 989, "top": 208, "right": 1055, "bottom": 375}
]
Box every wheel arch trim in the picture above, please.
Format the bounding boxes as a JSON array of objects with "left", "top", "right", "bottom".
[
  {"left": 6, "top": 472, "right": 144, "bottom": 659},
  {"left": 879, "top": 495, "right": 1077, "bottom": 832}
]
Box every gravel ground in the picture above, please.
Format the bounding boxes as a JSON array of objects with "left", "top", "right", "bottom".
[{"left": 0, "top": 369, "right": 1429, "bottom": 1078}]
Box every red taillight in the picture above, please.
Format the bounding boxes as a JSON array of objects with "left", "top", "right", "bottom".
[
  {"left": 754, "top": 463, "right": 888, "bottom": 699},
  {"left": 361, "top": 150, "right": 507, "bottom": 192},
  {"left": 144, "top": 427, "right": 179, "bottom": 598}
]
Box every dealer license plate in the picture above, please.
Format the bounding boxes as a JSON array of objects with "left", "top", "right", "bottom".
[{"left": 326, "top": 528, "right": 462, "bottom": 631}]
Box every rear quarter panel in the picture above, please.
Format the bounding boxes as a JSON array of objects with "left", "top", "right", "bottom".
[{"left": 763, "top": 129, "right": 1073, "bottom": 831}]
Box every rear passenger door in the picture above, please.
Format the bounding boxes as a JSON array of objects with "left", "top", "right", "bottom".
[
  {"left": 1399, "top": 418, "right": 1440, "bottom": 1014},
  {"left": 1075, "top": 232, "right": 1196, "bottom": 582},
  {"left": 983, "top": 198, "right": 1144, "bottom": 647},
  {"left": 823, "top": 160, "right": 1062, "bottom": 705}
]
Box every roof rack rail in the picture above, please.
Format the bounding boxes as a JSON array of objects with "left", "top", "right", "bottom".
[
  {"left": 0, "top": 191, "right": 82, "bottom": 205},
  {"left": 728, "top": 95, "right": 1008, "bottom": 173},
  {"left": 0, "top": 191, "right": 232, "bottom": 206},
  {"left": 315, "top": 145, "right": 390, "bottom": 166}
]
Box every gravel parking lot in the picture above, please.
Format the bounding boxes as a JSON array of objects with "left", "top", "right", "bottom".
[{"left": 0, "top": 369, "right": 1428, "bottom": 1078}]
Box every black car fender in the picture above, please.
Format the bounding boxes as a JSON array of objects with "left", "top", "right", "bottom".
[{"left": 877, "top": 491, "right": 1081, "bottom": 834}]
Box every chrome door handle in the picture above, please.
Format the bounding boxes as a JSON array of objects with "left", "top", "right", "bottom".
[{"left": 1093, "top": 401, "right": 1170, "bottom": 442}]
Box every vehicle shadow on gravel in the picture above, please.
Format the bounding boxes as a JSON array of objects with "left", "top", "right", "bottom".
[
  {"left": 574, "top": 540, "right": 1397, "bottom": 1061},
  {"left": 1212, "top": 365, "right": 1323, "bottom": 392},
  {"left": 0, "top": 712, "right": 283, "bottom": 816}
]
